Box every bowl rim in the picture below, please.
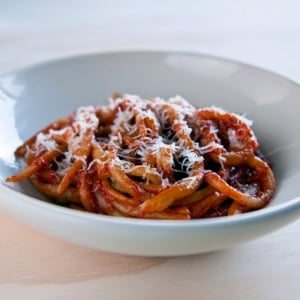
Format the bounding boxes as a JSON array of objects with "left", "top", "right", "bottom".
[
  {"left": 0, "top": 49, "right": 300, "bottom": 228},
  {"left": 1, "top": 49, "right": 300, "bottom": 87}
]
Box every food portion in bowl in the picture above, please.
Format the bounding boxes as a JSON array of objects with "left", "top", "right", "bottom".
[{"left": 6, "top": 94, "right": 275, "bottom": 219}]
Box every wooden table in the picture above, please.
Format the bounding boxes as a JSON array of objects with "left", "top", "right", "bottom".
[{"left": 1, "top": 1, "right": 300, "bottom": 299}]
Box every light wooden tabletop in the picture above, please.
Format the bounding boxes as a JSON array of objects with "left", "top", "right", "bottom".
[{"left": 1, "top": 1, "right": 300, "bottom": 299}]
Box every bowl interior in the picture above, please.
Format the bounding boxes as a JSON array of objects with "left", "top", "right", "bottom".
[{"left": 0, "top": 52, "right": 300, "bottom": 209}]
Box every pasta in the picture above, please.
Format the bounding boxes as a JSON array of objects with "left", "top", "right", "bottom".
[{"left": 6, "top": 95, "right": 276, "bottom": 219}]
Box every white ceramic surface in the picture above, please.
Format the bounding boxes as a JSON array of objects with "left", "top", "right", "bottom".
[{"left": 0, "top": 51, "right": 299, "bottom": 256}]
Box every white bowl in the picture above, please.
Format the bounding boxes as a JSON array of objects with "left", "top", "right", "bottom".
[{"left": 0, "top": 51, "right": 299, "bottom": 256}]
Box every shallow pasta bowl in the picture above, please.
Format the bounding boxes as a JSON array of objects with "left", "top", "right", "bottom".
[{"left": 0, "top": 51, "right": 300, "bottom": 256}]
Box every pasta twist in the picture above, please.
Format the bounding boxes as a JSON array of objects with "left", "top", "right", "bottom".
[{"left": 6, "top": 95, "right": 276, "bottom": 219}]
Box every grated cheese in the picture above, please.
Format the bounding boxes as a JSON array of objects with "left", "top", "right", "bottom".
[{"left": 30, "top": 95, "right": 258, "bottom": 187}]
